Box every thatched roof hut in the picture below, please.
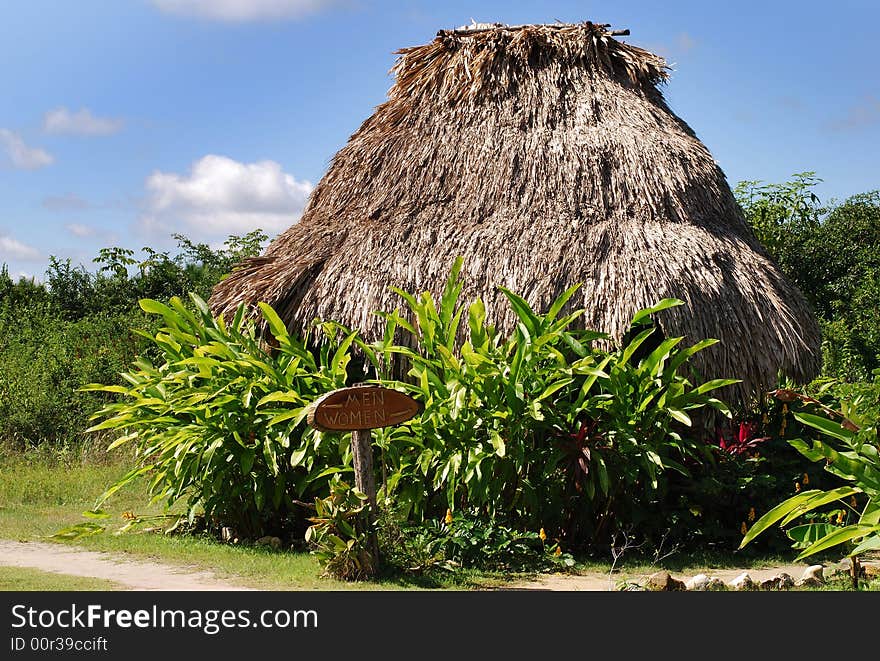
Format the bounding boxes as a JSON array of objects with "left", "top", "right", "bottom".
[{"left": 209, "top": 21, "right": 820, "bottom": 406}]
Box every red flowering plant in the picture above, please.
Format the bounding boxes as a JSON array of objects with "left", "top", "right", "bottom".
[{"left": 715, "top": 420, "right": 770, "bottom": 457}]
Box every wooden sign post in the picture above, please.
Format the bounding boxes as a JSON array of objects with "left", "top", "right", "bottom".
[{"left": 307, "top": 384, "right": 421, "bottom": 575}]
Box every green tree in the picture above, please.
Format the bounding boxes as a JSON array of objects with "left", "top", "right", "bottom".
[{"left": 735, "top": 175, "right": 880, "bottom": 380}]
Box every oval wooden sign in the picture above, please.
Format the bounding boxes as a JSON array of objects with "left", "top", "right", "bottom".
[{"left": 307, "top": 385, "right": 422, "bottom": 432}]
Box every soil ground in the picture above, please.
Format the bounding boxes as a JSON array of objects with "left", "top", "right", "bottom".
[
  {"left": 0, "top": 540, "right": 255, "bottom": 591},
  {"left": 0, "top": 539, "right": 816, "bottom": 591}
]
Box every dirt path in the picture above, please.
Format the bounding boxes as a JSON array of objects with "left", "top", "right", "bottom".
[
  {"left": 0, "top": 540, "right": 255, "bottom": 591},
  {"left": 0, "top": 539, "right": 817, "bottom": 591}
]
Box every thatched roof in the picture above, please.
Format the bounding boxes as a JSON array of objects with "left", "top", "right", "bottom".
[{"left": 209, "top": 21, "right": 821, "bottom": 406}]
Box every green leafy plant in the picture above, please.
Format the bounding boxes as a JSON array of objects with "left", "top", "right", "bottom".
[
  {"left": 740, "top": 393, "right": 880, "bottom": 567},
  {"left": 359, "top": 259, "right": 737, "bottom": 548},
  {"left": 736, "top": 176, "right": 880, "bottom": 380},
  {"left": 378, "top": 508, "right": 570, "bottom": 573},
  {"left": 305, "top": 479, "right": 376, "bottom": 581},
  {"left": 82, "top": 293, "right": 356, "bottom": 539}
]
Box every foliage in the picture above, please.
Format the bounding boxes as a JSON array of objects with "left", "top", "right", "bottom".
[
  {"left": 0, "top": 304, "right": 149, "bottom": 447},
  {"left": 0, "top": 231, "right": 267, "bottom": 450},
  {"left": 735, "top": 172, "right": 825, "bottom": 290},
  {"left": 378, "top": 509, "right": 570, "bottom": 573},
  {"left": 735, "top": 176, "right": 880, "bottom": 380},
  {"left": 740, "top": 383, "right": 880, "bottom": 561},
  {"left": 359, "top": 259, "right": 736, "bottom": 549},
  {"left": 82, "top": 293, "right": 355, "bottom": 539},
  {"left": 305, "top": 479, "right": 376, "bottom": 581},
  {"left": 668, "top": 373, "right": 880, "bottom": 555}
]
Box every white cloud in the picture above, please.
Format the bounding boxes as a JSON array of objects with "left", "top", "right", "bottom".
[
  {"left": 0, "top": 234, "right": 41, "bottom": 260},
  {"left": 150, "top": 0, "right": 337, "bottom": 22},
  {"left": 43, "top": 107, "right": 124, "bottom": 136},
  {"left": 65, "top": 223, "right": 98, "bottom": 237},
  {"left": 141, "top": 154, "right": 313, "bottom": 241},
  {"left": 0, "top": 129, "right": 54, "bottom": 170}
]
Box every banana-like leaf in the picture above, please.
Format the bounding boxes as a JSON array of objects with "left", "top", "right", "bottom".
[
  {"left": 795, "top": 524, "right": 880, "bottom": 561},
  {"left": 849, "top": 535, "right": 880, "bottom": 556},
  {"left": 793, "top": 412, "right": 856, "bottom": 443},
  {"left": 780, "top": 486, "right": 863, "bottom": 526},
  {"left": 741, "top": 486, "right": 863, "bottom": 549}
]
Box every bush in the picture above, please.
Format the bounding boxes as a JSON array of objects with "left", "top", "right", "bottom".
[
  {"left": 81, "top": 261, "right": 737, "bottom": 562},
  {"left": 84, "top": 294, "right": 355, "bottom": 539},
  {"left": 741, "top": 379, "right": 880, "bottom": 569},
  {"left": 735, "top": 175, "right": 880, "bottom": 380},
  {"left": 0, "top": 231, "right": 268, "bottom": 450},
  {"left": 0, "top": 303, "right": 151, "bottom": 448},
  {"left": 360, "top": 259, "right": 736, "bottom": 551}
]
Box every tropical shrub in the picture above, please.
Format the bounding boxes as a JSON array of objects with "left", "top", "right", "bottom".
[
  {"left": 381, "top": 509, "right": 563, "bottom": 573},
  {"left": 76, "top": 259, "right": 742, "bottom": 568},
  {"left": 670, "top": 374, "right": 879, "bottom": 555},
  {"left": 83, "top": 294, "right": 357, "bottom": 539},
  {"left": 359, "top": 259, "right": 737, "bottom": 550},
  {"left": 740, "top": 385, "right": 880, "bottom": 564},
  {"left": 305, "top": 478, "right": 376, "bottom": 580}
]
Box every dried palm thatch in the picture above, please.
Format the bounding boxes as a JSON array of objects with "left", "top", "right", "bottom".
[{"left": 209, "top": 21, "right": 820, "bottom": 407}]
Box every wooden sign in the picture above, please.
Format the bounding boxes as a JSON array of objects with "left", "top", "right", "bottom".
[{"left": 307, "top": 385, "right": 421, "bottom": 433}]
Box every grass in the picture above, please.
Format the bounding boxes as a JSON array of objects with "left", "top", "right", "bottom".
[
  {"left": 0, "top": 443, "right": 480, "bottom": 591},
  {"left": 0, "top": 566, "right": 125, "bottom": 591},
  {"left": 2, "top": 442, "right": 875, "bottom": 592}
]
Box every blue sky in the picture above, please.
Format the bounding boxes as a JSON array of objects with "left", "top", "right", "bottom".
[{"left": 1, "top": 0, "right": 878, "bottom": 281}]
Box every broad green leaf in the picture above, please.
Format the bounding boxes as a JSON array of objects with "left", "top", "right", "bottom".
[
  {"left": 439, "top": 256, "right": 464, "bottom": 329},
  {"left": 693, "top": 378, "right": 741, "bottom": 395},
  {"left": 258, "top": 302, "right": 290, "bottom": 342},
  {"left": 667, "top": 338, "right": 719, "bottom": 373},
  {"left": 620, "top": 328, "right": 655, "bottom": 365},
  {"left": 240, "top": 450, "right": 255, "bottom": 474},
  {"left": 629, "top": 298, "right": 684, "bottom": 327},
  {"left": 739, "top": 489, "right": 826, "bottom": 548},
  {"left": 490, "top": 431, "right": 506, "bottom": 458},
  {"left": 499, "top": 287, "right": 540, "bottom": 338},
  {"left": 78, "top": 383, "right": 129, "bottom": 394},
  {"left": 786, "top": 522, "right": 838, "bottom": 548},
  {"left": 81, "top": 509, "right": 111, "bottom": 520},
  {"left": 139, "top": 298, "right": 177, "bottom": 319},
  {"left": 793, "top": 412, "right": 856, "bottom": 443},
  {"left": 268, "top": 406, "right": 310, "bottom": 428},
  {"left": 545, "top": 283, "right": 582, "bottom": 325},
  {"left": 780, "top": 486, "right": 863, "bottom": 526},
  {"left": 189, "top": 292, "right": 212, "bottom": 317},
  {"left": 258, "top": 391, "right": 305, "bottom": 407},
  {"left": 50, "top": 522, "right": 107, "bottom": 540},
  {"left": 94, "top": 466, "right": 153, "bottom": 508},
  {"left": 667, "top": 408, "right": 692, "bottom": 426},
  {"left": 849, "top": 535, "right": 880, "bottom": 556},
  {"left": 638, "top": 336, "right": 683, "bottom": 375},
  {"left": 795, "top": 524, "right": 880, "bottom": 561},
  {"left": 537, "top": 379, "right": 574, "bottom": 401},
  {"left": 330, "top": 331, "right": 358, "bottom": 378}
]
